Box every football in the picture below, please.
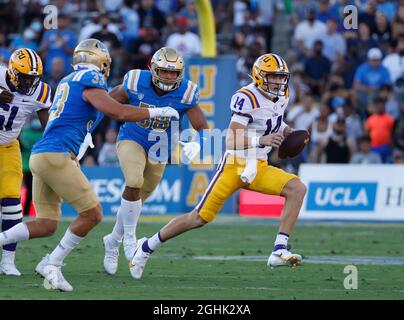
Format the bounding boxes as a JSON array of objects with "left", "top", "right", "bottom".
[{"left": 278, "top": 130, "right": 310, "bottom": 159}]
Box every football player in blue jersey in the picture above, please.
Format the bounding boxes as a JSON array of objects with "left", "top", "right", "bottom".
[
  {"left": 101, "top": 47, "right": 208, "bottom": 275},
  {"left": 0, "top": 39, "right": 180, "bottom": 291}
]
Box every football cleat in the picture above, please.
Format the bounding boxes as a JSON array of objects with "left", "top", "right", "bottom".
[
  {"left": 267, "top": 249, "right": 302, "bottom": 269},
  {"left": 103, "top": 235, "right": 119, "bottom": 275},
  {"left": 123, "top": 232, "right": 137, "bottom": 261},
  {"left": 0, "top": 262, "right": 21, "bottom": 276},
  {"left": 43, "top": 264, "right": 73, "bottom": 292},
  {"left": 35, "top": 254, "right": 50, "bottom": 277},
  {"left": 128, "top": 237, "right": 150, "bottom": 280}
]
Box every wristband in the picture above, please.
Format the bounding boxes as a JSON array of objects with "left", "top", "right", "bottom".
[{"left": 251, "top": 136, "right": 261, "bottom": 148}]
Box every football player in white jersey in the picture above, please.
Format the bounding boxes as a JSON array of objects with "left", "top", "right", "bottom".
[
  {"left": 128, "top": 53, "right": 308, "bottom": 279},
  {"left": 0, "top": 48, "right": 50, "bottom": 276}
]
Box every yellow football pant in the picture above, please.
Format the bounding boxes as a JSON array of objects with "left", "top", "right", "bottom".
[
  {"left": 196, "top": 154, "right": 298, "bottom": 222},
  {"left": 0, "top": 140, "right": 23, "bottom": 199}
]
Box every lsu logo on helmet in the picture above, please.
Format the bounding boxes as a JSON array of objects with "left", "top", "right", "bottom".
[
  {"left": 8, "top": 48, "right": 43, "bottom": 96},
  {"left": 252, "top": 53, "right": 290, "bottom": 98}
]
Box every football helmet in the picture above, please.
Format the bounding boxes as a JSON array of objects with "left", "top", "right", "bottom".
[
  {"left": 150, "top": 47, "right": 184, "bottom": 92},
  {"left": 252, "top": 53, "right": 289, "bottom": 98},
  {"left": 7, "top": 48, "right": 43, "bottom": 96},
  {"left": 72, "top": 39, "right": 112, "bottom": 78}
]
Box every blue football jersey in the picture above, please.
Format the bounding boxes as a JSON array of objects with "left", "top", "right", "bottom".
[
  {"left": 117, "top": 69, "right": 199, "bottom": 161},
  {"left": 32, "top": 65, "right": 108, "bottom": 156}
]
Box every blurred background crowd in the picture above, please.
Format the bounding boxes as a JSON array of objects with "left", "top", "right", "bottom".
[{"left": 1, "top": 0, "right": 403, "bottom": 177}]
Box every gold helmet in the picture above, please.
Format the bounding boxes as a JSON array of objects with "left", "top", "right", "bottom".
[
  {"left": 72, "top": 39, "right": 112, "bottom": 78},
  {"left": 8, "top": 48, "right": 43, "bottom": 96},
  {"left": 150, "top": 47, "right": 184, "bottom": 92},
  {"left": 252, "top": 53, "right": 290, "bottom": 98}
]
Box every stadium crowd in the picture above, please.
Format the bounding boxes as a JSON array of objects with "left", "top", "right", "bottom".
[{"left": 0, "top": 0, "right": 403, "bottom": 176}]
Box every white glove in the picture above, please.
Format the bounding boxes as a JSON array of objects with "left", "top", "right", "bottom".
[
  {"left": 240, "top": 158, "right": 258, "bottom": 184},
  {"left": 179, "top": 141, "right": 201, "bottom": 162},
  {"left": 77, "top": 132, "right": 94, "bottom": 161},
  {"left": 148, "top": 107, "right": 180, "bottom": 119}
]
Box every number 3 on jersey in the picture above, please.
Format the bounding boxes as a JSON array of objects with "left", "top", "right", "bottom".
[{"left": 49, "top": 83, "right": 69, "bottom": 121}]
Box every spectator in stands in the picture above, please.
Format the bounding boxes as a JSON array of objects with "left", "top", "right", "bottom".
[
  {"left": 365, "top": 96, "right": 395, "bottom": 162},
  {"left": 293, "top": 9, "right": 327, "bottom": 56},
  {"left": 9, "top": 27, "right": 38, "bottom": 52},
  {"left": 0, "top": 33, "right": 10, "bottom": 65},
  {"left": 379, "top": 84, "right": 399, "bottom": 119},
  {"left": 329, "top": 0, "right": 355, "bottom": 25},
  {"left": 138, "top": 0, "right": 166, "bottom": 36},
  {"left": 165, "top": 16, "right": 201, "bottom": 57},
  {"left": 126, "top": 26, "right": 160, "bottom": 70},
  {"left": 120, "top": 0, "right": 140, "bottom": 50},
  {"left": 82, "top": 155, "right": 97, "bottom": 167},
  {"left": 255, "top": 0, "right": 276, "bottom": 52},
  {"left": 342, "top": 102, "right": 364, "bottom": 146},
  {"left": 317, "top": 118, "right": 355, "bottom": 163},
  {"left": 304, "top": 40, "right": 332, "bottom": 96},
  {"left": 350, "top": 136, "right": 382, "bottom": 164},
  {"left": 91, "top": 14, "right": 123, "bottom": 80},
  {"left": 393, "top": 149, "right": 404, "bottom": 164},
  {"left": 318, "top": 18, "right": 346, "bottom": 62},
  {"left": 392, "top": 4, "right": 404, "bottom": 40},
  {"left": 316, "top": 0, "right": 333, "bottom": 24},
  {"left": 43, "top": 57, "right": 65, "bottom": 100},
  {"left": 291, "top": 0, "right": 317, "bottom": 27},
  {"left": 382, "top": 40, "right": 404, "bottom": 87},
  {"left": 347, "top": 22, "right": 379, "bottom": 64},
  {"left": 358, "top": 0, "right": 377, "bottom": 33},
  {"left": 371, "top": 12, "right": 392, "bottom": 52},
  {"left": 287, "top": 95, "right": 319, "bottom": 131},
  {"left": 393, "top": 101, "right": 404, "bottom": 152},
  {"left": 98, "top": 0, "right": 124, "bottom": 13},
  {"left": 288, "top": 63, "right": 310, "bottom": 106},
  {"left": 39, "top": 13, "right": 77, "bottom": 76},
  {"left": 179, "top": 0, "right": 199, "bottom": 34},
  {"left": 236, "top": 41, "right": 263, "bottom": 87},
  {"left": 376, "top": 0, "right": 396, "bottom": 23},
  {"left": 98, "top": 128, "right": 120, "bottom": 167},
  {"left": 353, "top": 47, "right": 391, "bottom": 117},
  {"left": 308, "top": 104, "right": 333, "bottom": 163},
  {"left": 232, "top": 0, "right": 251, "bottom": 33}
]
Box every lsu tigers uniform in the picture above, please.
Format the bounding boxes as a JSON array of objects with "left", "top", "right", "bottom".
[
  {"left": 30, "top": 65, "right": 108, "bottom": 220},
  {"left": 0, "top": 65, "right": 51, "bottom": 200},
  {"left": 117, "top": 69, "right": 199, "bottom": 200},
  {"left": 196, "top": 83, "right": 298, "bottom": 222}
]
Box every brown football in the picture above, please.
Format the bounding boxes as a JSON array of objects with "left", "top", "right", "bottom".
[{"left": 278, "top": 130, "right": 310, "bottom": 159}]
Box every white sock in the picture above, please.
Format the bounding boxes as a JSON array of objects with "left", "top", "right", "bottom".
[
  {"left": 121, "top": 198, "right": 142, "bottom": 238},
  {"left": 48, "top": 228, "right": 83, "bottom": 266},
  {"left": 1, "top": 250, "right": 16, "bottom": 264},
  {"left": 0, "top": 222, "right": 29, "bottom": 247},
  {"left": 109, "top": 210, "right": 124, "bottom": 247},
  {"left": 274, "top": 232, "right": 289, "bottom": 251},
  {"left": 148, "top": 232, "right": 163, "bottom": 251}
]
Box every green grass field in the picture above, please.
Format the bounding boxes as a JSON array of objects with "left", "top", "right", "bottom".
[{"left": 1, "top": 217, "right": 404, "bottom": 300}]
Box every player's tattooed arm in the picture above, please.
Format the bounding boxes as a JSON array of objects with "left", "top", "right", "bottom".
[
  {"left": 186, "top": 105, "right": 209, "bottom": 131},
  {"left": 109, "top": 85, "right": 129, "bottom": 104},
  {"left": 37, "top": 108, "right": 49, "bottom": 129}
]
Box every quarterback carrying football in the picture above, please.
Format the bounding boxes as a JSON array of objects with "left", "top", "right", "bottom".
[
  {"left": 129, "top": 53, "right": 308, "bottom": 279},
  {"left": 0, "top": 48, "right": 50, "bottom": 276}
]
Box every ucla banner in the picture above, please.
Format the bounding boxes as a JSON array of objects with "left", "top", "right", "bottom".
[
  {"left": 300, "top": 164, "right": 404, "bottom": 221},
  {"left": 62, "top": 56, "right": 239, "bottom": 216}
]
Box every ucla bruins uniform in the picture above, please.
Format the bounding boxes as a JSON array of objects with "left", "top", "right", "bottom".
[
  {"left": 196, "top": 83, "right": 298, "bottom": 222},
  {"left": 0, "top": 65, "right": 51, "bottom": 199},
  {"left": 116, "top": 69, "right": 199, "bottom": 200},
  {"left": 30, "top": 65, "right": 108, "bottom": 220}
]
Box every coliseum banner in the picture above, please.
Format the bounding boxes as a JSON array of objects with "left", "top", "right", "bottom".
[{"left": 299, "top": 164, "right": 404, "bottom": 221}]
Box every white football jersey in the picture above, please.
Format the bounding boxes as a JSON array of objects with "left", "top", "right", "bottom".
[
  {"left": 0, "top": 65, "right": 51, "bottom": 145},
  {"left": 227, "top": 83, "right": 289, "bottom": 160}
]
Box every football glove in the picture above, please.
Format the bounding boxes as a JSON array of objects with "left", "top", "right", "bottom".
[
  {"left": 0, "top": 87, "right": 14, "bottom": 104},
  {"left": 77, "top": 132, "right": 95, "bottom": 161},
  {"left": 148, "top": 107, "right": 180, "bottom": 120}
]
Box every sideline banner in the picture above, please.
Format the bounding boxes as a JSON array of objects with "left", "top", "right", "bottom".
[{"left": 299, "top": 164, "right": 404, "bottom": 221}]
